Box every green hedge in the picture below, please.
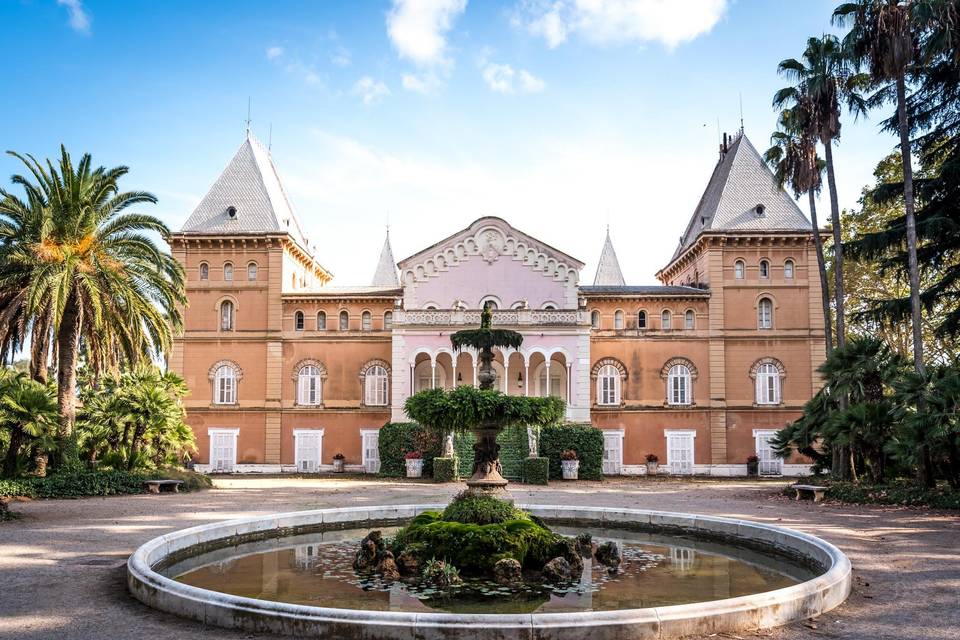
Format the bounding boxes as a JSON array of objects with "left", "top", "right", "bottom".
[
  {"left": 522, "top": 456, "right": 550, "bottom": 485},
  {"left": 538, "top": 423, "right": 604, "bottom": 481},
  {"left": 817, "top": 480, "right": 960, "bottom": 510},
  {"left": 0, "top": 468, "right": 211, "bottom": 499},
  {"left": 433, "top": 457, "right": 459, "bottom": 483},
  {"left": 377, "top": 422, "right": 443, "bottom": 477},
  {"left": 453, "top": 426, "right": 529, "bottom": 480}
]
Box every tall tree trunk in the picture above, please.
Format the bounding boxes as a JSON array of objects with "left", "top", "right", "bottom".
[
  {"left": 823, "top": 140, "right": 851, "bottom": 480},
  {"left": 808, "top": 189, "right": 834, "bottom": 354},
  {"left": 3, "top": 427, "right": 23, "bottom": 477},
  {"left": 29, "top": 317, "right": 49, "bottom": 384},
  {"left": 897, "top": 75, "right": 935, "bottom": 488},
  {"left": 55, "top": 293, "right": 81, "bottom": 469},
  {"left": 823, "top": 140, "right": 845, "bottom": 349}
]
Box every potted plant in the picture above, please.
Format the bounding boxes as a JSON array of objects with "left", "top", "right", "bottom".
[
  {"left": 332, "top": 453, "right": 346, "bottom": 473},
  {"left": 746, "top": 455, "right": 759, "bottom": 477},
  {"left": 560, "top": 449, "right": 579, "bottom": 480},
  {"left": 645, "top": 453, "right": 659, "bottom": 476},
  {"left": 404, "top": 451, "right": 424, "bottom": 478}
]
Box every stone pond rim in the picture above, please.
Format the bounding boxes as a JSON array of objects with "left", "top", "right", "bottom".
[{"left": 127, "top": 505, "right": 853, "bottom": 640}]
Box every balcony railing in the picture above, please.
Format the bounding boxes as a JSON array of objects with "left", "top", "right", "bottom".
[{"left": 394, "top": 308, "right": 586, "bottom": 327}]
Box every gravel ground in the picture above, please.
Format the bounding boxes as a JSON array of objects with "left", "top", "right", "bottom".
[{"left": 1, "top": 476, "right": 957, "bottom": 640}]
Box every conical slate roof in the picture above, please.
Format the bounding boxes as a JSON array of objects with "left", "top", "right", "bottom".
[
  {"left": 593, "top": 227, "right": 625, "bottom": 286},
  {"left": 372, "top": 229, "right": 400, "bottom": 287},
  {"left": 672, "top": 132, "right": 812, "bottom": 261},
  {"left": 180, "top": 134, "right": 310, "bottom": 251}
]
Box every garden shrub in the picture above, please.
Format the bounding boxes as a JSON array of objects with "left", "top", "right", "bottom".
[
  {"left": 377, "top": 422, "right": 442, "bottom": 477},
  {"left": 522, "top": 456, "right": 550, "bottom": 485},
  {"left": 453, "top": 426, "right": 528, "bottom": 479},
  {"left": 538, "top": 423, "right": 604, "bottom": 480},
  {"left": 433, "top": 457, "right": 459, "bottom": 483},
  {"left": 441, "top": 490, "right": 523, "bottom": 524},
  {"left": 0, "top": 468, "right": 210, "bottom": 499},
  {"left": 817, "top": 480, "right": 960, "bottom": 510}
]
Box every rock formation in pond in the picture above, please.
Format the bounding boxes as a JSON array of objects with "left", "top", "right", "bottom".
[
  {"left": 494, "top": 558, "right": 522, "bottom": 585},
  {"left": 595, "top": 541, "right": 622, "bottom": 570}
]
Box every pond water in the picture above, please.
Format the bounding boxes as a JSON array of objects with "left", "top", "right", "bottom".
[{"left": 165, "top": 526, "right": 816, "bottom": 614}]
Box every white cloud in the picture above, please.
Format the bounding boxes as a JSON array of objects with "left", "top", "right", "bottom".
[
  {"left": 478, "top": 52, "right": 545, "bottom": 94},
  {"left": 57, "top": 0, "right": 90, "bottom": 34},
  {"left": 401, "top": 72, "right": 442, "bottom": 94},
  {"left": 352, "top": 76, "right": 391, "bottom": 105},
  {"left": 279, "top": 128, "right": 706, "bottom": 286},
  {"left": 515, "top": 0, "right": 727, "bottom": 49},
  {"left": 266, "top": 46, "right": 284, "bottom": 60},
  {"left": 331, "top": 46, "right": 352, "bottom": 67},
  {"left": 387, "top": 0, "right": 468, "bottom": 67}
]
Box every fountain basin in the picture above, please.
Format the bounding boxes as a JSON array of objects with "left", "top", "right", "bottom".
[{"left": 128, "top": 505, "right": 851, "bottom": 639}]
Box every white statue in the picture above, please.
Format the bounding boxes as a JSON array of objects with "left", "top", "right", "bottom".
[{"left": 443, "top": 432, "right": 455, "bottom": 457}]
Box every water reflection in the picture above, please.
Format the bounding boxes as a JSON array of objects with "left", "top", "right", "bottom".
[{"left": 167, "top": 526, "right": 815, "bottom": 614}]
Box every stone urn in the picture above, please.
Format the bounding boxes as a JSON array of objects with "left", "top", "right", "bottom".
[
  {"left": 747, "top": 456, "right": 759, "bottom": 477},
  {"left": 645, "top": 454, "right": 659, "bottom": 476},
  {"left": 561, "top": 459, "right": 580, "bottom": 480},
  {"left": 332, "top": 455, "right": 345, "bottom": 473},
  {"left": 405, "top": 457, "right": 424, "bottom": 478}
]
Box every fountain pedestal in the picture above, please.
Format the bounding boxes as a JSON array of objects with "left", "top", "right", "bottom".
[{"left": 466, "top": 424, "right": 509, "bottom": 494}]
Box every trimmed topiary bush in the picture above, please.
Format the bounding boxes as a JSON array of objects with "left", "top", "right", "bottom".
[
  {"left": 377, "top": 422, "right": 443, "bottom": 477},
  {"left": 538, "top": 423, "right": 604, "bottom": 481},
  {"left": 432, "top": 457, "right": 459, "bottom": 483},
  {"left": 522, "top": 456, "right": 550, "bottom": 485},
  {"left": 453, "top": 427, "right": 528, "bottom": 480}
]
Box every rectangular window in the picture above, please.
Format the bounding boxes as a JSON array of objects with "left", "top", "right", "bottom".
[
  {"left": 361, "top": 429, "right": 381, "bottom": 474},
  {"left": 209, "top": 429, "right": 238, "bottom": 472},
  {"left": 294, "top": 430, "right": 323, "bottom": 472},
  {"left": 666, "top": 431, "right": 695, "bottom": 475}
]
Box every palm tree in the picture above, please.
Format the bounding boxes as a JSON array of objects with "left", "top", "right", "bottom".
[
  {"left": 765, "top": 104, "right": 834, "bottom": 354},
  {"left": 895, "top": 364, "right": 960, "bottom": 489},
  {"left": 834, "top": 0, "right": 935, "bottom": 486},
  {"left": 0, "top": 371, "right": 58, "bottom": 477},
  {"left": 0, "top": 147, "right": 187, "bottom": 466},
  {"left": 774, "top": 35, "right": 870, "bottom": 350}
]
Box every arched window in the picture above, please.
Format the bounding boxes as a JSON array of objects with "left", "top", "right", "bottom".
[
  {"left": 361, "top": 311, "right": 372, "bottom": 331},
  {"left": 684, "top": 310, "right": 695, "bottom": 330},
  {"left": 543, "top": 304, "right": 556, "bottom": 310},
  {"left": 223, "top": 262, "right": 234, "bottom": 282},
  {"left": 596, "top": 364, "right": 621, "bottom": 406},
  {"left": 667, "top": 364, "right": 692, "bottom": 405},
  {"left": 638, "top": 310, "right": 647, "bottom": 329},
  {"left": 758, "top": 297, "right": 773, "bottom": 329},
  {"left": 759, "top": 259, "right": 770, "bottom": 278},
  {"left": 213, "top": 364, "right": 237, "bottom": 404},
  {"left": 590, "top": 310, "right": 600, "bottom": 329},
  {"left": 784, "top": 259, "right": 795, "bottom": 279},
  {"left": 364, "top": 365, "right": 389, "bottom": 406},
  {"left": 247, "top": 262, "right": 258, "bottom": 281},
  {"left": 661, "top": 310, "right": 672, "bottom": 330},
  {"left": 199, "top": 263, "right": 209, "bottom": 280},
  {"left": 734, "top": 260, "right": 745, "bottom": 279},
  {"left": 339, "top": 310, "right": 349, "bottom": 331},
  {"left": 384, "top": 311, "right": 393, "bottom": 330},
  {"left": 297, "top": 366, "right": 322, "bottom": 406},
  {"left": 755, "top": 362, "right": 782, "bottom": 405},
  {"left": 294, "top": 310, "right": 304, "bottom": 331},
  {"left": 317, "top": 311, "right": 326, "bottom": 330},
  {"left": 614, "top": 310, "right": 624, "bottom": 330},
  {"left": 220, "top": 300, "right": 234, "bottom": 331}
]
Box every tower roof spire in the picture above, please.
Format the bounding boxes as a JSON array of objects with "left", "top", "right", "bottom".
[
  {"left": 372, "top": 226, "right": 400, "bottom": 287},
  {"left": 593, "top": 227, "right": 625, "bottom": 286}
]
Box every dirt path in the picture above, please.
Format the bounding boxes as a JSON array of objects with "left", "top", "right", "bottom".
[{"left": 1, "top": 477, "right": 957, "bottom": 639}]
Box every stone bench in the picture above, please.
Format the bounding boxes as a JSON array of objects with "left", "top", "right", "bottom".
[
  {"left": 143, "top": 480, "right": 183, "bottom": 494},
  {"left": 791, "top": 484, "right": 827, "bottom": 503}
]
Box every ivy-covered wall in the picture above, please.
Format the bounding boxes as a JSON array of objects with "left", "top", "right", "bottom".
[
  {"left": 538, "top": 422, "right": 604, "bottom": 480},
  {"left": 454, "top": 426, "right": 529, "bottom": 480},
  {"left": 377, "top": 422, "right": 443, "bottom": 477}
]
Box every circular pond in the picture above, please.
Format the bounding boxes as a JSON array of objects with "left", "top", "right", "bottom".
[{"left": 128, "top": 505, "right": 852, "bottom": 639}]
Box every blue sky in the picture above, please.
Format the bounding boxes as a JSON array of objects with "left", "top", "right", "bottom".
[{"left": 1, "top": 0, "right": 899, "bottom": 285}]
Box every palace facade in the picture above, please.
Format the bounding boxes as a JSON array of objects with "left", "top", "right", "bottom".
[{"left": 171, "top": 131, "right": 824, "bottom": 476}]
